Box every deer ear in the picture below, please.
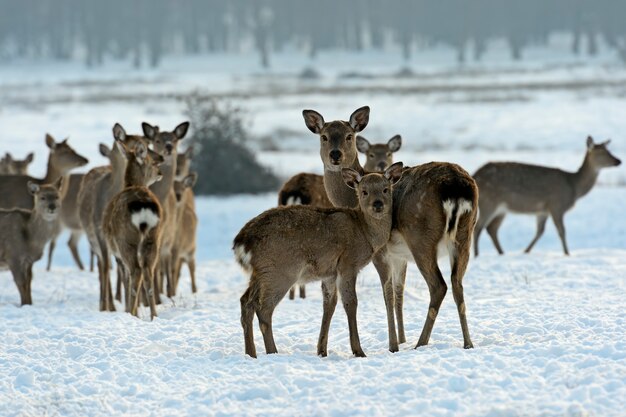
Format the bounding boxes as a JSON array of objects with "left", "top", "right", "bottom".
[
  {"left": 387, "top": 135, "right": 402, "bottom": 152},
  {"left": 302, "top": 110, "right": 325, "bottom": 134},
  {"left": 602, "top": 139, "right": 611, "bottom": 146},
  {"left": 586, "top": 136, "right": 594, "bottom": 150},
  {"left": 356, "top": 136, "right": 370, "bottom": 153},
  {"left": 115, "top": 141, "right": 130, "bottom": 158},
  {"left": 45, "top": 134, "right": 57, "bottom": 149},
  {"left": 183, "top": 172, "right": 198, "bottom": 188},
  {"left": 342, "top": 168, "right": 362, "bottom": 189},
  {"left": 185, "top": 146, "right": 195, "bottom": 159},
  {"left": 27, "top": 181, "right": 40, "bottom": 195},
  {"left": 174, "top": 122, "right": 190, "bottom": 139},
  {"left": 142, "top": 122, "right": 158, "bottom": 140},
  {"left": 4, "top": 152, "right": 13, "bottom": 162},
  {"left": 99, "top": 143, "right": 111, "bottom": 157},
  {"left": 113, "top": 123, "right": 127, "bottom": 141},
  {"left": 349, "top": 106, "right": 370, "bottom": 132},
  {"left": 384, "top": 162, "right": 404, "bottom": 184},
  {"left": 25, "top": 152, "right": 34, "bottom": 163}
]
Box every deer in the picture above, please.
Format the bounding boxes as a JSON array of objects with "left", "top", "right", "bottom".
[
  {"left": 78, "top": 124, "right": 146, "bottom": 312},
  {"left": 171, "top": 173, "right": 198, "bottom": 294},
  {"left": 473, "top": 136, "right": 621, "bottom": 257},
  {"left": 356, "top": 135, "right": 402, "bottom": 172},
  {"left": 236, "top": 162, "right": 403, "bottom": 358},
  {"left": 47, "top": 144, "right": 112, "bottom": 271},
  {"left": 142, "top": 121, "right": 190, "bottom": 299},
  {"left": 278, "top": 136, "right": 402, "bottom": 300},
  {"left": 0, "top": 152, "right": 35, "bottom": 175},
  {"left": 0, "top": 178, "right": 63, "bottom": 305},
  {"left": 103, "top": 141, "right": 164, "bottom": 319},
  {"left": 0, "top": 134, "right": 88, "bottom": 210},
  {"left": 302, "top": 106, "right": 478, "bottom": 353}
]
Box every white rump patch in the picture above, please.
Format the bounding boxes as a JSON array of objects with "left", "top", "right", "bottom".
[
  {"left": 286, "top": 196, "right": 302, "bottom": 206},
  {"left": 130, "top": 208, "right": 159, "bottom": 231},
  {"left": 442, "top": 198, "right": 473, "bottom": 242},
  {"left": 234, "top": 244, "right": 252, "bottom": 274}
]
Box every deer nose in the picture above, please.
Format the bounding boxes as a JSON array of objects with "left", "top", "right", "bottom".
[
  {"left": 175, "top": 193, "right": 182, "bottom": 201},
  {"left": 615, "top": 158, "right": 622, "bottom": 166},
  {"left": 372, "top": 200, "right": 384, "bottom": 212},
  {"left": 377, "top": 162, "right": 387, "bottom": 172},
  {"left": 165, "top": 143, "right": 173, "bottom": 153},
  {"left": 329, "top": 150, "right": 342, "bottom": 164},
  {"left": 48, "top": 203, "right": 57, "bottom": 211}
]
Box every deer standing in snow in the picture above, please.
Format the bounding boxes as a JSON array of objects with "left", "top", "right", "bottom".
[
  {"left": 103, "top": 141, "right": 164, "bottom": 319},
  {"left": 236, "top": 163, "right": 403, "bottom": 358},
  {"left": 0, "top": 179, "right": 63, "bottom": 305},
  {"left": 473, "top": 136, "right": 621, "bottom": 256}
]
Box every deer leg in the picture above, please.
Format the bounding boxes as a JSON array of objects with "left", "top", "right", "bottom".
[
  {"left": 451, "top": 244, "right": 474, "bottom": 349},
  {"left": 46, "top": 236, "right": 57, "bottom": 271},
  {"left": 288, "top": 286, "right": 296, "bottom": 300},
  {"left": 486, "top": 214, "right": 506, "bottom": 255},
  {"left": 129, "top": 265, "right": 144, "bottom": 318},
  {"left": 240, "top": 281, "right": 259, "bottom": 358},
  {"left": 143, "top": 267, "right": 158, "bottom": 320},
  {"left": 473, "top": 213, "right": 488, "bottom": 257},
  {"left": 299, "top": 285, "right": 306, "bottom": 299},
  {"left": 68, "top": 231, "right": 85, "bottom": 271},
  {"left": 393, "top": 262, "right": 408, "bottom": 345},
  {"left": 102, "top": 250, "right": 115, "bottom": 312},
  {"left": 256, "top": 299, "right": 279, "bottom": 355},
  {"left": 188, "top": 258, "right": 197, "bottom": 294},
  {"left": 317, "top": 279, "right": 338, "bottom": 357},
  {"left": 10, "top": 261, "right": 31, "bottom": 305},
  {"left": 338, "top": 273, "right": 365, "bottom": 357},
  {"left": 410, "top": 242, "right": 447, "bottom": 348},
  {"left": 372, "top": 250, "right": 399, "bottom": 353},
  {"left": 551, "top": 211, "right": 570, "bottom": 255},
  {"left": 524, "top": 214, "right": 548, "bottom": 253},
  {"left": 90, "top": 251, "right": 95, "bottom": 273},
  {"left": 115, "top": 262, "right": 123, "bottom": 302}
]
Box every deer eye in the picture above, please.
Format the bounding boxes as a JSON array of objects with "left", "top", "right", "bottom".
[
  {"left": 362, "top": 190, "right": 368, "bottom": 196},
  {"left": 369, "top": 153, "right": 374, "bottom": 158},
  {"left": 346, "top": 135, "right": 352, "bottom": 141},
  {"left": 383, "top": 188, "right": 389, "bottom": 194},
  {"left": 387, "top": 152, "right": 392, "bottom": 157},
  {"left": 321, "top": 135, "right": 328, "bottom": 142}
]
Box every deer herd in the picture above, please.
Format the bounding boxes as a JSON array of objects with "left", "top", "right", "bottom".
[{"left": 0, "top": 106, "right": 621, "bottom": 359}]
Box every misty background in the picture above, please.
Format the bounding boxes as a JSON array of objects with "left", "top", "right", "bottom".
[{"left": 2, "top": 0, "right": 626, "bottom": 68}]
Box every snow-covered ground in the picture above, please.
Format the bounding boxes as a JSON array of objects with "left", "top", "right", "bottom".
[{"left": 1, "top": 42, "right": 626, "bottom": 416}]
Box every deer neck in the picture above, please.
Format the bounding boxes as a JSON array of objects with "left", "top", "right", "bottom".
[
  {"left": 358, "top": 209, "right": 393, "bottom": 254},
  {"left": 150, "top": 155, "right": 176, "bottom": 203},
  {"left": 572, "top": 153, "right": 600, "bottom": 199},
  {"left": 42, "top": 153, "right": 65, "bottom": 184},
  {"left": 27, "top": 209, "right": 59, "bottom": 248},
  {"left": 109, "top": 147, "right": 127, "bottom": 194},
  {"left": 323, "top": 158, "right": 363, "bottom": 209}
]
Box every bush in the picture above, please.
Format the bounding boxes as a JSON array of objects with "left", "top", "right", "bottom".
[{"left": 185, "top": 94, "right": 280, "bottom": 195}]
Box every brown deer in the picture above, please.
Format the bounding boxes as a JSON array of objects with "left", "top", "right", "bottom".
[
  {"left": 303, "top": 107, "right": 478, "bottom": 353},
  {"left": 278, "top": 136, "right": 401, "bottom": 300},
  {"left": 0, "top": 135, "right": 88, "bottom": 210},
  {"left": 47, "top": 144, "right": 112, "bottom": 271},
  {"left": 356, "top": 135, "right": 402, "bottom": 172},
  {"left": 103, "top": 141, "right": 164, "bottom": 319},
  {"left": 171, "top": 173, "right": 198, "bottom": 294},
  {"left": 0, "top": 178, "right": 63, "bottom": 305},
  {"left": 473, "top": 136, "right": 621, "bottom": 256},
  {"left": 142, "top": 121, "right": 189, "bottom": 299},
  {"left": 175, "top": 146, "right": 194, "bottom": 181},
  {"left": 0, "top": 152, "right": 34, "bottom": 175},
  {"left": 78, "top": 124, "right": 145, "bottom": 312},
  {"left": 236, "top": 163, "right": 403, "bottom": 358}
]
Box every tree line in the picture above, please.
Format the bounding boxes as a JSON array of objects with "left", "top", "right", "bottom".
[{"left": 1, "top": 0, "right": 625, "bottom": 68}]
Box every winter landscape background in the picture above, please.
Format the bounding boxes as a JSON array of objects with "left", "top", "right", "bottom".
[{"left": 1, "top": 2, "right": 626, "bottom": 416}]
